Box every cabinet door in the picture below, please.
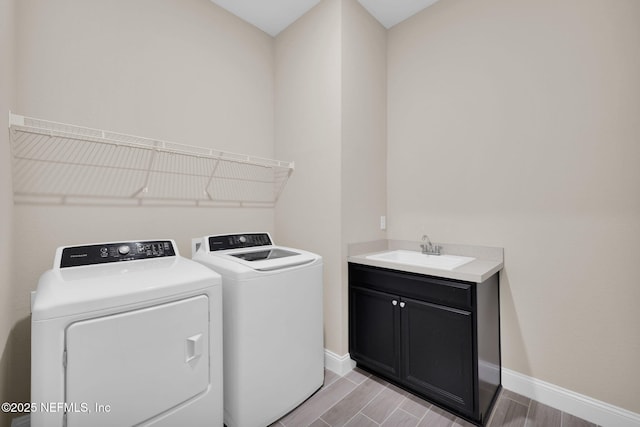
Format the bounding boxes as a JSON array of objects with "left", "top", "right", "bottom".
[
  {"left": 401, "top": 297, "right": 474, "bottom": 415},
  {"left": 349, "top": 286, "right": 400, "bottom": 378}
]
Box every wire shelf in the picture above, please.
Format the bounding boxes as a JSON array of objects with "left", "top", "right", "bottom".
[{"left": 8, "top": 113, "right": 294, "bottom": 207}]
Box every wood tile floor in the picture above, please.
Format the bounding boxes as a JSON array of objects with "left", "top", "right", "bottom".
[{"left": 272, "top": 368, "right": 599, "bottom": 427}]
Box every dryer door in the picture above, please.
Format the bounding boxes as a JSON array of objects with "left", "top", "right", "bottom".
[{"left": 65, "top": 295, "right": 210, "bottom": 427}]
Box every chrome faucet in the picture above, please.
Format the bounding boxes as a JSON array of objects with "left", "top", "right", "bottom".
[{"left": 420, "top": 234, "right": 441, "bottom": 255}]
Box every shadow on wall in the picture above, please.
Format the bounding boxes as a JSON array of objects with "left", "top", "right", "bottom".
[
  {"left": 499, "top": 267, "right": 531, "bottom": 376},
  {"left": 1, "top": 316, "right": 31, "bottom": 427}
]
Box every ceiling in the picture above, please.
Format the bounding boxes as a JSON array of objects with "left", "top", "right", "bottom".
[{"left": 210, "top": 0, "right": 441, "bottom": 36}]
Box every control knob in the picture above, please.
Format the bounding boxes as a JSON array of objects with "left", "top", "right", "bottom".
[
  {"left": 118, "top": 245, "right": 131, "bottom": 255},
  {"left": 238, "top": 236, "right": 247, "bottom": 244}
]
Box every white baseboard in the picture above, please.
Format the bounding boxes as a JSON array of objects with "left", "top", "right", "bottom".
[
  {"left": 502, "top": 368, "right": 640, "bottom": 427},
  {"left": 324, "top": 349, "right": 356, "bottom": 376}
]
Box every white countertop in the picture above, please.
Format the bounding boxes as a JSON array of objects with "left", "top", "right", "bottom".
[{"left": 347, "top": 240, "right": 503, "bottom": 283}]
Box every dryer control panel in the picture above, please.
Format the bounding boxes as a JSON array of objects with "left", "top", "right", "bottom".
[
  {"left": 60, "top": 241, "right": 176, "bottom": 268},
  {"left": 208, "top": 233, "right": 272, "bottom": 251}
]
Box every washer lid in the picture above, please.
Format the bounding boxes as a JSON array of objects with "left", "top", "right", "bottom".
[
  {"left": 221, "top": 247, "right": 316, "bottom": 271},
  {"left": 194, "top": 233, "right": 321, "bottom": 272},
  {"left": 230, "top": 248, "right": 298, "bottom": 261}
]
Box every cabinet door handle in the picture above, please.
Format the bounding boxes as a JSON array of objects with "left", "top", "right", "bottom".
[
  {"left": 392, "top": 300, "right": 398, "bottom": 306},
  {"left": 399, "top": 301, "right": 406, "bottom": 308}
]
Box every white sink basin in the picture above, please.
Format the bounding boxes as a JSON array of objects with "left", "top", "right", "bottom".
[{"left": 366, "top": 250, "right": 475, "bottom": 271}]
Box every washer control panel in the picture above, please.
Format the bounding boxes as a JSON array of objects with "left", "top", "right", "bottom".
[
  {"left": 208, "top": 233, "right": 272, "bottom": 251},
  {"left": 60, "top": 240, "right": 176, "bottom": 268}
]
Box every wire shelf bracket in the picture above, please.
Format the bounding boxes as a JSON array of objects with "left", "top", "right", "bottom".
[{"left": 8, "top": 112, "right": 294, "bottom": 207}]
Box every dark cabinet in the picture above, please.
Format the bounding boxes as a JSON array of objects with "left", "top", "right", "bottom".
[
  {"left": 349, "top": 263, "right": 501, "bottom": 425},
  {"left": 402, "top": 297, "right": 474, "bottom": 413},
  {"left": 349, "top": 287, "right": 400, "bottom": 378}
]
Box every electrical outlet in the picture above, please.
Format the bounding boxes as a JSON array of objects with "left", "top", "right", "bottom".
[{"left": 380, "top": 216, "right": 386, "bottom": 230}]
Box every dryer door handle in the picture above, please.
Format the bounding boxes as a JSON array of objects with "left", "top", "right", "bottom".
[{"left": 185, "top": 333, "right": 203, "bottom": 365}]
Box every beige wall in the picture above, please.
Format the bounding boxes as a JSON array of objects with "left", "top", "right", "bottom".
[
  {"left": 1, "top": 0, "right": 15, "bottom": 424},
  {"left": 275, "top": 0, "right": 386, "bottom": 355},
  {"left": 5, "top": 0, "right": 637, "bottom": 419},
  {"left": 340, "top": 0, "right": 387, "bottom": 353},
  {"left": 275, "top": 0, "right": 344, "bottom": 353},
  {"left": 387, "top": 0, "right": 640, "bottom": 413},
  {"left": 8, "top": 0, "right": 276, "bottom": 416}
]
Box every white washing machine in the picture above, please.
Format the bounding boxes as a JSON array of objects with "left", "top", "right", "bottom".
[
  {"left": 192, "top": 233, "right": 323, "bottom": 427},
  {"left": 31, "top": 240, "right": 223, "bottom": 427}
]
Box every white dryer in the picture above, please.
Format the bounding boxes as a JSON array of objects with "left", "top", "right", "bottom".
[
  {"left": 192, "top": 233, "right": 323, "bottom": 427},
  {"left": 31, "top": 240, "right": 223, "bottom": 427}
]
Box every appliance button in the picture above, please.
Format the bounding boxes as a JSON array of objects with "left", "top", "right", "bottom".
[{"left": 118, "top": 245, "right": 131, "bottom": 255}]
